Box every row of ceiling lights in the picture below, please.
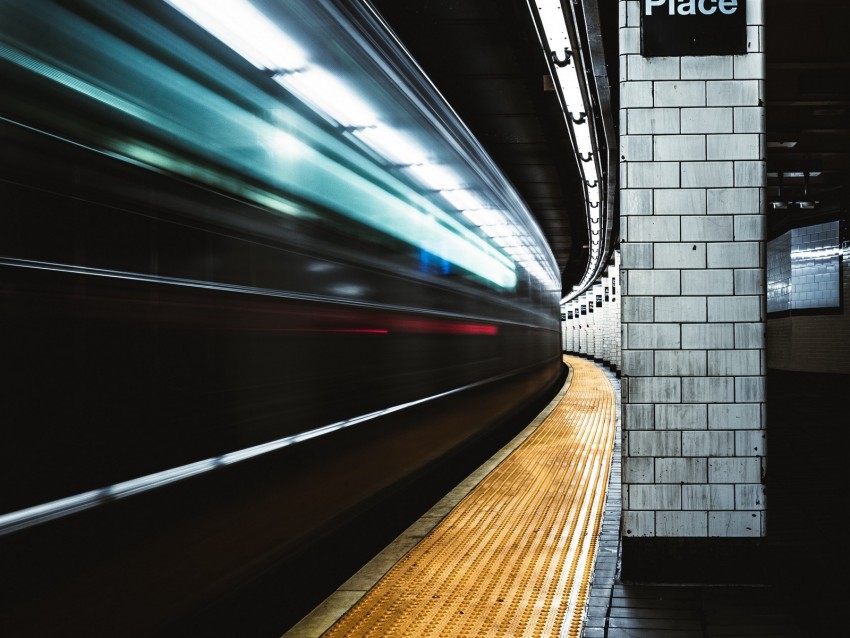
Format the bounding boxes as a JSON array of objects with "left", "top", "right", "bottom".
[{"left": 528, "top": 0, "right": 608, "bottom": 303}]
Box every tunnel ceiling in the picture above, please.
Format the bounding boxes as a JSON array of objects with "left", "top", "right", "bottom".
[
  {"left": 765, "top": 0, "right": 850, "bottom": 238},
  {"left": 371, "top": 0, "right": 849, "bottom": 294},
  {"left": 368, "top": 0, "right": 601, "bottom": 297}
]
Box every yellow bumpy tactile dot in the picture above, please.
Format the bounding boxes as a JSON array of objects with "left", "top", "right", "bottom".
[{"left": 323, "top": 356, "right": 616, "bottom": 638}]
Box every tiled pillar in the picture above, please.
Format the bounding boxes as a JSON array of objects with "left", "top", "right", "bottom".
[
  {"left": 618, "top": 0, "right": 767, "bottom": 581},
  {"left": 570, "top": 301, "right": 581, "bottom": 354},
  {"left": 601, "top": 274, "right": 612, "bottom": 365},
  {"left": 577, "top": 300, "right": 586, "bottom": 355},
  {"left": 592, "top": 283, "right": 604, "bottom": 360},
  {"left": 585, "top": 290, "right": 596, "bottom": 357},
  {"left": 612, "top": 250, "right": 622, "bottom": 373}
]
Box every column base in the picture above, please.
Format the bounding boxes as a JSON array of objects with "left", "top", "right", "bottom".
[{"left": 620, "top": 537, "right": 767, "bottom": 584}]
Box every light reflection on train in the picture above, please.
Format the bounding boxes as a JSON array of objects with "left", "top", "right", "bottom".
[{"left": 0, "top": 0, "right": 564, "bottom": 634}]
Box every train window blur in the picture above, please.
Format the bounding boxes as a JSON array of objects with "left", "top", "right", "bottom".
[
  {"left": 1, "top": 0, "right": 565, "bottom": 550},
  {"left": 767, "top": 220, "right": 842, "bottom": 313},
  {"left": 0, "top": 0, "right": 559, "bottom": 306}
]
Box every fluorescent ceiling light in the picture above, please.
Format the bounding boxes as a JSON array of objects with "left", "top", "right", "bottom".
[
  {"left": 768, "top": 171, "right": 821, "bottom": 177},
  {"left": 554, "top": 66, "right": 584, "bottom": 112},
  {"left": 531, "top": 0, "right": 608, "bottom": 303}
]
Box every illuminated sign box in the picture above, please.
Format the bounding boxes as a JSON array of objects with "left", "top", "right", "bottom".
[{"left": 641, "top": 0, "right": 747, "bottom": 57}]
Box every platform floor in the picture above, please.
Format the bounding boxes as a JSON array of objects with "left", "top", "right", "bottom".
[
  {"left": 283, "top": 356, "right": 831, "bottom": 638},
  {"left": 284, "top": 356, "right": 615, "bottom": 637}
]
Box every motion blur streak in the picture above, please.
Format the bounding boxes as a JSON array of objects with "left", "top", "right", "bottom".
[
  {"left": 0, "top": 368, "right": 513, "bottom": 538},
  {"left": 0, "top": 1, "right": 565, "bottom": 635}
]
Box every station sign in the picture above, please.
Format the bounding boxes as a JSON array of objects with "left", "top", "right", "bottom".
[
  {"left": 641, "top": 0, "right": 747, "bottom": 57},
  {"left": 596, "top": 294, "right": 603, "bottom": 308}
]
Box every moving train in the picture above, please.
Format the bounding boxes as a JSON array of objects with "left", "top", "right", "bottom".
[{"left": 0, "top": 0, "right": 564, "bottom": 634}]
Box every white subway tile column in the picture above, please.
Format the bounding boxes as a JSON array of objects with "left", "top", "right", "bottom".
[{"left": 618, "top": 0, "right": 767, "bottom": 582}]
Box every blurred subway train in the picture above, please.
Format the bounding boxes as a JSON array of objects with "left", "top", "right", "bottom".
[{"left": 0, "top": 0, "right": 565, "bottom": 635}]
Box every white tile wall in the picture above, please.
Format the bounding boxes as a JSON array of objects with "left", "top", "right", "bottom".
[
  {"left": 621, "top": 134, "right": 653, "bottom": 160},
  {"left": 734, "top": 160, "right": 764, "bottom": 186},
  {"left": 621, "top": 188, "right": 654, "bottom": 215},
  {"left": 682, "top": 56, "right": 733, "bottom": 79},
  {"left": 627, "top": 377, "right": 682, "bottom": 403},
  {"left": 619, "top": 0, "right": 766, "bottom": 542},
  {"left": 623, "top": 456, "right": 654, "bottom": 483},
  {"left": 654, "top": 297, "right": 707, "bottom": 322},
  {"left": 623, "top": 349, "right": 654, "bottom": 376},
  {"left": 629, "top": 431, "right": 682, "bottom": 457},
  {"left": 708, "top": 403, "right": 762, "bottom": 430},
  {"left": 707, "top": 187, "right": 760, "bottom": 213},
  {"left": 734, "top": 216, "right": 764, "bottom": 241},
  {"left": 629, "top": 484, "right": 682, "bottom": 509},
  {"left": 706, "top": 296, "right": 761, "bottom": 322},
  {"left": 655, "top": 188, "right": 707, "bottom": 215},
  {"left": 656, "top": 403, "right": 707, "bottom": 430},
  {"left": 655, "top": 457, "right": 708, "bottom": 483},
  {"left": 627, "top": 161, "right": 681, "bottom": 187},
  {"left": 708, "top": 458, "right": 761, "bottom": 483},
  {"left": 682, "top": 216, "right": 734, "bottom": 241},
  {"left": 625, "top": 323, "right": 681, "bottom": 349},
  {"left": 682, "top": 323, "right": 735, "bottom": 349},
  {"left": 622, "top": 295, "right": 654, "bottom": 322},
  {"left": 705, "top": 80, "right": 761, "bottom": 106},
  {"left": 623, "top": 511, "right": 656, "bottom": 537},
  {"left": 655, "top": 134, "right": 706, "bottom": 161},
  {"left": 621, "top": 243, "right": 654, "bottom": 268},
  {"left": 657, "top": 512, "right": 708, "bottom": 536},
  {"left": 681, "top": 269, "right": 734, "bottom": 295},
  {"left": 735, "top": 376, "right": 765, "bottom": 402},
  {"left": 682, "top": 484, "right": 734, "bottom": 510},
  {"left": 681, "top": 161, "right": 734, "bottom": 187},
  {"left": 650, "top": 350, "right": 706, "bottom": 377},
  {"left": 654, "top": 243, "right": 707, "bottom": 269},
  {"left": 682, "top": 431, "right": 735, "bottom": 457},
  {"left": 735, "top": 430, "right": 766, "bottom": 457},
  {"left": 682, "top": 376, "right": 735, "bottom": 403},
  {"left": 709, "top": 511, "right": 762, "bottom": 537},
  {"left": 627, "top": 269, "right": 681, "bottom": 294},
  {"left": 735, "top": 484, "right": 766, "bottom": 509},
  {"left": 623, "top": 402, "right": 654, "bottom": 430},
  {"left": 654, "top": 82, "right": 707, "bottom": 107},
  {"left": 682, "top": 108, "right": 733, "bottom": 134}
]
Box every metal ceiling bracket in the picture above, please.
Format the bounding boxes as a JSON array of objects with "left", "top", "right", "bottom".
[{"left": 551, "top": 47, "right": 572, "bottom": 67}]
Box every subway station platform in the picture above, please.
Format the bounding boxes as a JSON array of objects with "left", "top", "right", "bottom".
[
  {"left": 283, "top": 355, "right": 835, "bottom": 638},
  {"left": 284, "top": 355, "right": 615, "bottom": 637}
]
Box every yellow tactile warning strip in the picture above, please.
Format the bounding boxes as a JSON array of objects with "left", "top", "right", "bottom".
[{"left": 320, "top": 356, "right": 617, "bottom": 638}]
